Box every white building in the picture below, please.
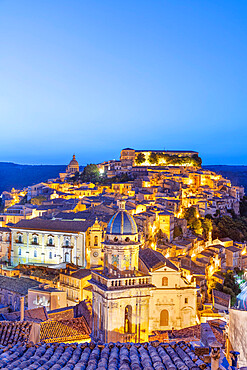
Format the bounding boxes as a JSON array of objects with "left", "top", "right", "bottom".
[{"left": 10, "top": 218, "right": 96, "bottom": 267}]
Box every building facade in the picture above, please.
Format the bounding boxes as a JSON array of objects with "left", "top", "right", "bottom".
[
  {"left": 91, "top": 201, "right": 152, "bottom": 343},
  {"left": 10, "top": 219, "right": 95, "bottom": 267}
]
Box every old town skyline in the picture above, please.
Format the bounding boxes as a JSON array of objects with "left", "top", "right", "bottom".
[{"left": 1, "top": 1, "right": 247, "bottom": 165}]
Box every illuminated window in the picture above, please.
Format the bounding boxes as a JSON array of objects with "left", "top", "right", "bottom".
[
  {"left": 49, "top": 252, "right": 52, "bottom": 259},
  {"left": 124, "top": 305, "right": 132, "bottom": 334},
  {"left": 94, "top": 236, "right": 98, "bottom": 246},
  {"left": 34, "top": 250, "right": 37, "bottom": 258},
  {"left": 160, "top": 309, "right": 169, "bottom": 326},
  {"left": 18, "top": 248, "right": 21, "bottom": 256},
  {"left": 162, "top": 277, "right": 168, "bottom": 286}
]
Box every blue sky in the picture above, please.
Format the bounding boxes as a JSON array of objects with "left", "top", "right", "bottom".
[{"left": 0, "top": 0, "right": 247, "bottom": 165}]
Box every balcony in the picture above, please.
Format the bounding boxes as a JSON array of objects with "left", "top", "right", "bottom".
[
  {"left": 15, "top": 240, "right": 23, "bottom": 244},
  {"left": 47, "top": 243, "right": 55, "bottom": 247},
  {"left": 62, "top": 244, "right": 73, "bottom": 249},
  {"left": 31, "top": 241, "right": 39, "bottom": 246}
]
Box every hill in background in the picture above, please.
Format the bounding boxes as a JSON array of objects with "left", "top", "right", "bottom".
[
  {"left": 0, "top": 162, "right": 246, "bottom": 195},
  {"left": 0, "top": 162, "right": 66, "bottom": 193}
]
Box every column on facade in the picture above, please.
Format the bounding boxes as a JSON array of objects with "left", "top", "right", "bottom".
[
  {"left": 58, "top": 235, "right": 61, "bottom": 263},
  {"left": 10, "top": 232, "right": 14, "bottom": 265},
  {"left": 74, "top": 235, "right": 77, "bottom": 265},
  {"left": 42, "top": 234, "right": 45, "bottom": 263},
  {"left": 26, "top": 232, "right": 29, "bottom": 264}
]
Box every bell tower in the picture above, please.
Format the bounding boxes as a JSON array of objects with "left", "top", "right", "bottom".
[{"left": 90, "top": 202, "right": 152, "bottom": 343}]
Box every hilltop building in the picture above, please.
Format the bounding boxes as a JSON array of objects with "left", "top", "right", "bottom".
[
  {"left": 66, "top": 154, "right": 79, "bottom": 174},
  {"left": 59, "top": 154, "right": 80, "bottom": 180}
]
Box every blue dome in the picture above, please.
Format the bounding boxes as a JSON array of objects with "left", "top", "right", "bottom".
[{"left": 106, "top": 210, "right": 138, "bottom": 235}]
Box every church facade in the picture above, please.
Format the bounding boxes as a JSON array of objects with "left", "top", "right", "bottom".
[
  {"left": 90, "top": 201, "right": 153, "bottom": 343},
  {"left": 91, "top": 201, "right": 198, "bottom": 343}
]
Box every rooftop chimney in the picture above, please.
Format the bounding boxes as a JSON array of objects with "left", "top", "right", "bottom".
[
  {"left": 210, "top": 341, "right": 222, "bottom": 370},
  {"left": 20, "top": 296, "right": 25, "bottom": 322}
]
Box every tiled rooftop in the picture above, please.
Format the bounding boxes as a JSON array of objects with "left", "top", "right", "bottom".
[
  {"left": 0, "top": 341, "right": 209, "bottom": 369},
  {"left": 40, "top": 316, "right": 90, "bottom": 343},
  {"left": 0, "top": 321, "right": 32, "bottom": 346}
]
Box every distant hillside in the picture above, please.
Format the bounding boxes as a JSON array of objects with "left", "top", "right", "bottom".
[
  {"left": 0, "top": 162, "right": 66, "bottom": 193},
  {"left": 204, "top": 165, "right": 247, "bottom": 192}
]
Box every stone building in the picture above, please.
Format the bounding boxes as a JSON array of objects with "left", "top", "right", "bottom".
[
  {"left": 28, "top": 285, "right": 67, "bottom": 311},
  {"left": 66, "top": 154, "right": 79, "bottom": 174},
  {"left": 91, "top": 201, "right": 152, "bottom": 343},
  {"left": 0, "top": 226, "right": 11, "bottom": 262},
  {"left": 60, "top": 268, "right": 92, "bottom": 306},
  {"left": 10, "top": 218, "right": 102, "bottom": 267},
  {"left": 139, "top": 248, "right": 197, "bottom": 331}
]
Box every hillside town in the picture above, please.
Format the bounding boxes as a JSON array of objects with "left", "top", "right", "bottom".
[{"left": 0, "top": 149, "right": 246, "bottom": 368}]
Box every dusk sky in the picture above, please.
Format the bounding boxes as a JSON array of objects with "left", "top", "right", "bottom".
[{"left": 0, "top": 0, "right": 247, "bottom": 165}]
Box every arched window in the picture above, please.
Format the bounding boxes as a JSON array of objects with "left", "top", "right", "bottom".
[
  {"left": 33, "top": 236, "right": 38, "bottom": 244},
  {"left": 65, "top": 252, "right": 70, "bottom": 262},
  {"left": 49, "top": 251, "right": 52, "bottom": 259},
  {"left": 34, "top": 250, "right": 37, "bottom": 258},
  {"left": 18, "top": 235, "right": 22, "bottom": 243},
  {"left": 94, "top": 236, "right": 98, "bottom": 246},
  {"left": 65, "top": 239, "right": 69, "bottom": 247},
  {"left": 124, "top": 305, "right": 132, "bottom": 334},
  {"left": 125, "top": 237, "right": 130, "bottom": 242},
  {"left": 160, "top": 309, "right": 169, "bottom": 326},
  {"left": 18, "top": 248, "right": 21, "bottom": 256},
  {"left": 162, "top": 277, "right": 168, "bottom": 286},
  {"left": 48, "top": 237, "right": 53, "bottom": 245}
]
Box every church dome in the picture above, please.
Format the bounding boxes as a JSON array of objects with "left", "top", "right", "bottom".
[
  {"left": 106, "top": 202, "right": 138, "bottom": 235},
  {"left": 69, "top": 154, "right": 79, "bottom": 166}
]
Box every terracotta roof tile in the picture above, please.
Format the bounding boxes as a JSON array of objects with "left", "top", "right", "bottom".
[{"left": 0, "top": 341, "right": 208, "bottom": 369}]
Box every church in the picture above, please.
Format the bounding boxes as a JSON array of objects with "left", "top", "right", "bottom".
[{"left": 90, "top": 201, "right": 197, "bottom": 343}]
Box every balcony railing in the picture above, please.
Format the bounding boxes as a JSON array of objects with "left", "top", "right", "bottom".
[{"left": 47, "top": 243, "right": 55, "bottom": 247}]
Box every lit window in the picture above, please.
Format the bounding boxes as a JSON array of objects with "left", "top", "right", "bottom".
[
  {"left": 162, "top": 277, "right": 168, "bottom": 286},
  {"left": 49, "top": 252, "right": 52, "bottom": 259},
  {"left": 34, "top": 250, "right": 37, "bottom": 258},
  {"left": 18, "top": 248, "right": 21, "bottom": 256}
]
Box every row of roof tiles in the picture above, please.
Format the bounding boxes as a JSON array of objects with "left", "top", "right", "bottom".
[{"left": 0, "top": 340, "right": 208, "bottom": 370}]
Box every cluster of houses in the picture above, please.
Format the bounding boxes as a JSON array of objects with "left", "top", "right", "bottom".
[{"left": 0, "top": 151, "right": 246, "bottom": 367}]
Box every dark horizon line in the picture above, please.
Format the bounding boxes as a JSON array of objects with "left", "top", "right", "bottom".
[{"left": 0, "top": 160, "right": 247, "bottom": 167}]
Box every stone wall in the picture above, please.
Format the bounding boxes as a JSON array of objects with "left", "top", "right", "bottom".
[{"left": 229, "top": 308, "right": 247, "bottom": 367}]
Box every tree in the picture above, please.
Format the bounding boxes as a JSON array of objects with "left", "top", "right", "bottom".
[
  {"left": 135, "top": 153, "right": 145, "bottom": 165},
  {"left": 201, "top": 218, "right": 213, "bottom": 239},
  {"left": 173, "top": 225, "right": 182, "bottom": 238},
  {"left": 80, "top": 164, "right": 100, "bottom": 183},
  {"left": 192, "top": 154, "right": 202, "bottom": 167},
  {"left": 148, "top": 152, "right": 159, "bottom": 165}
]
